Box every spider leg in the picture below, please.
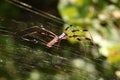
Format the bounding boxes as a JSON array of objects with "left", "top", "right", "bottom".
[
  {"left": 64, "top": 25, "right": 73, "bottom": 31},
  {"left": 68, "top": 33, "right": 99, "bottom": 55},
  {"left": 20, "top": 26, "right": 41, "bottom": 41},
  {"left": 64, "top": 26, "right": 96, "bottom": 53},
  {"left": 21, "top": 31, "right": 40, "bottom": 43},
  {"left": 20, "top": 25, "right": 59, "bottom": 48},
  {"left": 71, "top": 29, "right": 95, "bottom": 46},
  {"left": 17, "top": 26, "right": 54, "bottom": 44},
  {"left": 46, "top": 36, "right": 58, "bottom": 47},
  {"left": 67, "top": 35, "right": 90, "bottom": 56},
  {"left": 77, "top": 38, "right": 86, "bottom": 56},
  {"left": 57, "top": 39, "right": 62, "bottom": 49},
  {"left": 41, "top": 26, "right": 57, "bottom": 37},
  {"left": 63, "top": 25, "right": 73, "bottom": 35},
  {"left": 18, "top": 25, "right": 56, "bottom": 38},
  {"left": 17, "top": 26, "right": 41, "bottom": 36},
  {"left": 83, "top": 30, "right": 100, "bottom": 54}
]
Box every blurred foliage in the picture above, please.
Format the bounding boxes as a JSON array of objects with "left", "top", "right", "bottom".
[
  {"left": 0, "top": 0, "right": 120, "bottom": 80},
  {"left": 58, "top": 0, "right": 120, "bottom": 62}
]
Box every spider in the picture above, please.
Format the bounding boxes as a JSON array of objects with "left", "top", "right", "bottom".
[
  {"left": 19, "top": 25, "right": 95, "bottom": 49},
  {"left": 46, "top": 25, "right": 94, "bottom": 48}
]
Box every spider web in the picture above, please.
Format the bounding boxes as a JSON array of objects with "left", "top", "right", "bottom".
[{"left": 0, "top": 0, "right": 108, "bottom": 80}]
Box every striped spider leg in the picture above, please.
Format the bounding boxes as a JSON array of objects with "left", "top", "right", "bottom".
[
  {"left": 71, "top": 29, "right": 95, "bottom": 46},
  {"left": 65, "top": 25, "right": 95, "bottom": 54},
  {"left": 18, "top": 25, "right": 57, "bottom": 46},
  {"left": 71, "top": 28, "right": 99, "bottom": 54},
  {"left": 68, "top": 26, "right": 98, "bottom": 55}
]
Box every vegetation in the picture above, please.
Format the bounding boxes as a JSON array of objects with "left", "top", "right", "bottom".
[{"left": 0, "top": 0, "right": 120, "bottom": 80}]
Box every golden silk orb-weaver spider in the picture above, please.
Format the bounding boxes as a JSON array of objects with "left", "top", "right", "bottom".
[
  {"left": 46, "top": 25, "right": 95, "bottom": 48},
  {"left": 19, "top": 25, "right": 95, "bottom": 49},
  {"left": 46, "top": 24, "right": 97, "bottom": 55}
]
